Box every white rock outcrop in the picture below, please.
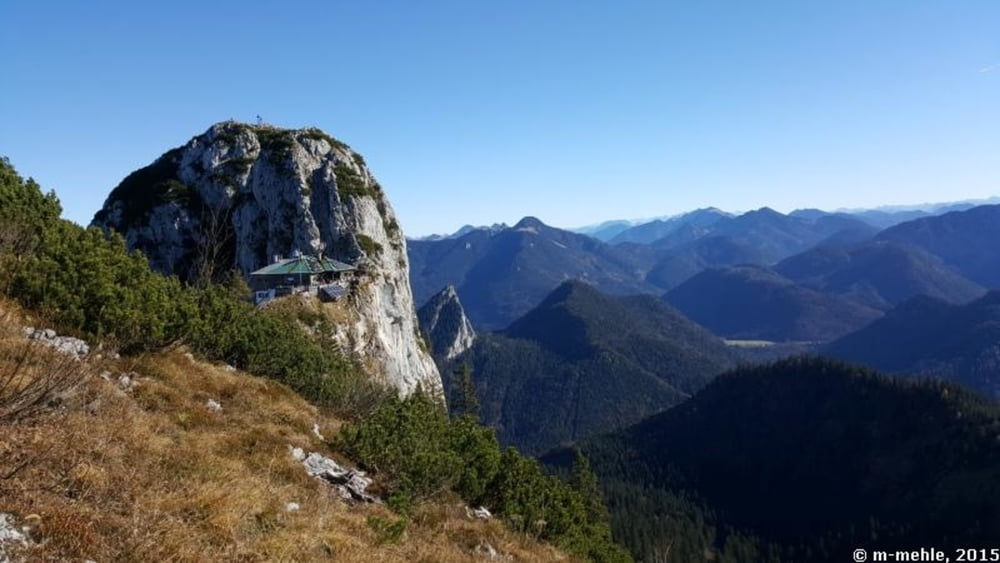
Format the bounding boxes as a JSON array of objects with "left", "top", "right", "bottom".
[
  {"left": 22, "top": 327, "right": 89, "bottom": 359},
  {"left": 92, "top": 122, "right": 441, "bottom": 396},
  {"left": 417, "top": 285, "right": 476, "bottom": 361},
  {"left": 289, "top": 446, "right": 377, "bottom": 504}
]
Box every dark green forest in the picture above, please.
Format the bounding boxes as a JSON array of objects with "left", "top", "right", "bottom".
[{"left": 545, "top": 357, "right": 1000, "bottom": 562}]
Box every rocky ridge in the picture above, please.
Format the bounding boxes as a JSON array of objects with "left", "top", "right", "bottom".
[
  {"left": 92, "top": 122, "right": 440, "bottom": 396},
  {"left": 417, "top": 285, "right": 476, "bottom": 361}
]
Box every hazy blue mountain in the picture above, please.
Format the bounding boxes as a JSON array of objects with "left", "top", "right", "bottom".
[
  {"left": 826, "top": 291, "right": 1000, "bottom": 397},
  {"left": 609, "top": 208, "right": 732, "bottom": 245},
  {"left": 703, "top": 208, "right": 874, "bottom": 263},
  {"left": 812, "top": 223, "right": 880, "bottom": 247},
  {"left": 570, "top": 219, "right": 636, "bottom": 241},
  {"left": 775, "top": 240, "right": 985, "bottom": 310},
  {"left": 412, "top": 223, "right": 507, "bottom": 241},
  {"left": 645, "top": 235, "right": 768, "bottom": 290},
  {"left": 665, "top": 265, "right": 882, "bottom": 342},
  {"left": 843, "top": 197, "right": 1000, "bottom": 229},
  {"left": 844, "top": 209, "right": 932, "bottom": 229},
  {"left": 450, "top": 280, "right": 735, "bottom": 455},
  {"left": 631, "top": 208, "right": 876, "bottom": 267},
  {"left": 545, "top": 357, "right": 1000, "bottom": 562},
  {"left": 876, "top": 204, "right": 1000, "bottom": 288},
  {"left": 408, "top": 217, "right": 655, "bottom": 330}
]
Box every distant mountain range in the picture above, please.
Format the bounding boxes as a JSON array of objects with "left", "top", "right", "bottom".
[
  {"left": 408, "top": 217, "right": 655, "bottom": 330},
  {"left": 446, "top": 281, "right": 735, "bottom": 455},
  {"left": 608, "top": 207, "right": 732, "bottom": 245},
  {"left": 545, "top": 357, "right": 1000, "bottom": 562},
  {"left": 568, "top": 196, "right": 1000, "bottom": 241},
  {"left": 618, "top": 208, "right": 873, "bottom": 263},
  {"left": 410, "top": 204, "right": 1000, "bottom": 341}
]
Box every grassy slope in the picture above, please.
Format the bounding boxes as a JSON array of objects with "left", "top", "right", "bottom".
[{"left": 0, "top": 299, "right": 569, "bottom": 562}]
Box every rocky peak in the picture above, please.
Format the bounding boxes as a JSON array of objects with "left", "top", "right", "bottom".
[
  {"left": 513, "top": 216, "right": 546, "bottom": 231},
  {"left": 92, "top": 121, "right": 441, "bottom": 396},
  {"left": 417, "top": 286, "right": 477, "bottom": 362}
]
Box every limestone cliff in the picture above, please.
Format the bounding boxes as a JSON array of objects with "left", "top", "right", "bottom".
[
  {"left": 418, "top": 285, "right": 477, "bottom": 362},
  {"left": 93, "top": 121, "right": 441, "bottom": 396}
]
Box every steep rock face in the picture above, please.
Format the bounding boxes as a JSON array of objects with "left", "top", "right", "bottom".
[
  {"left": 93, "top": 121, "right": 441, "bottom": 396},
  {"left": 417, "top": 285, "right": 476, "bottom": 362}
]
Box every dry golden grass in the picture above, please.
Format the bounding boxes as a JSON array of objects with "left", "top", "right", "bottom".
[{"left": 0, "top": 298, "right": 571, "bottom": 562}]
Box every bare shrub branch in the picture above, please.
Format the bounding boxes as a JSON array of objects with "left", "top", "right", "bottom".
[{"left": 0, "top": 340, "right": 90, "bottom": 423}]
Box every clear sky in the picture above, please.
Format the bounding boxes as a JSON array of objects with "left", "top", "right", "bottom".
[{"left": 2, "top": 1, "right": 998, "bottom": 236}]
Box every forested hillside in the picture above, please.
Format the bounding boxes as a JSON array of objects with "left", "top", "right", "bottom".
[
  {"left": 450, "top": 281, "right": 735, "bottom": 455},
  {"left": 827, "top": 291, "right": 1000, "bottom": 397},
  {"left": 545, "top": 357, "right": 1000, "bottom": 562}
]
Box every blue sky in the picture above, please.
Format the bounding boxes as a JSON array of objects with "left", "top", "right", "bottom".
[{"left": 2, "top": 1, "right": 998, "bottom": 236}]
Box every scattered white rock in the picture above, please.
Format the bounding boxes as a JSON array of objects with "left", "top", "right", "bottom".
[
  {"left": 100, "top": 371, "right": 113, "bottom": 382},
  {"left": 285, "top": 502, "right": 301, "bottom": 513},
  {"left": 223, "top": 364, "right": 237, "bottom": 372},
  {"left": 473, "top": 506, "right": 492, "bottom": 520},
  {"left": 312, "top": 423, "right": 325, "bottom": 441},
  {"left": 0, "top": 513, "right": 29, "bottom": 562},
  {"left": 206, "top": 399, "right": 222, "bottom": 413},
  {"left": 289, "top": 445, "right": 378, "bottom": 504},
  {"left": 22, "top": 327, "right": 89, "bottom": 359},
  {"left": 117, "top": 373, "right": 137, "bottom": 391},
  {"left": 474, "top": 541, "right": 511, "bottom": 560}
]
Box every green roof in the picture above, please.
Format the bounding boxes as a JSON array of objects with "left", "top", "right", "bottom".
[{"left": 250, "top": 255, "right": 355, "bottom": 277}]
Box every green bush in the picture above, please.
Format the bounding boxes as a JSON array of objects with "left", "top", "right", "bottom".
[
  {"left": 448, "top": 414, "right": 500, "bottom": 502},
  {"left": 334, "top": 162, "right": 374, "bottom": 199},
  {"left": 339, "top": 393, "right": 631, "bottom": 562},
  {"left": 92, "top": 148, "right": 191, "bottom": 229},
  {"left": 0, "top": 157, "right": 63, "bottom": 289},
  {"left": 339, "top": 392, "right": 463, "bottom": 510},
  {"left": 366, "top": 515, "right": 407, "bottom": 544},
  {"left": 10, "top": 222, "right": 194, "bottom": 353},
  {"left": 300, "top": 128, "right": 348, "bottom": 151},
  {"left": 356, "top": 234, "right": 383, "bottom": 258}
]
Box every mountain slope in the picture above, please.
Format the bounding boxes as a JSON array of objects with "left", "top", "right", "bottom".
[
  {"left": 665, "top": 265, "right": 882, "bottom": 341},
  {"left": 645, "top": 235, "right": 769, "bottom": 290},
  {"left": 0, "top": 299, "right": 568, "bottom": 562},
  {"left": 775, "top": 240, "right": 985, "bottom": 310},
  {"left": 408, "top": 217, "right": 655, "bottom": 330},
  {"left": 452, "top": 281, "right": 735, "bottom": 455},
  {"left": 91, "top": 122, "right": 440, "bottom": 395},
  {"left": 826, "top": 291, "right": 1000, "bottom": 397},
  {"left": 545, "top": 357, "right": 1000, "bottom": 562},
  {"left": 876, "top": 204, "right": 1000, "bottom": 288}
]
